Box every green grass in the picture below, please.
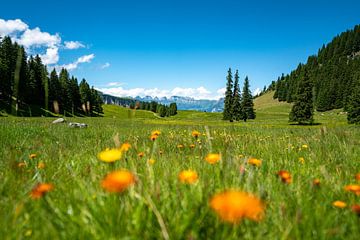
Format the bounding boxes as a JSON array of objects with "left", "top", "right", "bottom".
[{"left": 1, "top": 97, "right": 359, "bottom": 239}]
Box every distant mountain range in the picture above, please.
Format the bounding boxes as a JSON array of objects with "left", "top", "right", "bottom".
[{"left": 101, "top": 93, "right": 224, "bottom": 112}]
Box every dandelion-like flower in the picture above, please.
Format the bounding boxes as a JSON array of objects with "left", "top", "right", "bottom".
[
  {"left": 150, "top": 134, "right": 158, "bottom": 141},
  {"left": 151, "top": 130, "right": 161, "bottom": 136},
  {"left": 120, "top": 142, "right": 131, "bottom": 152},
  {"left": 247, "top": 158, "right": 262, "bottom": 167},
  {"left": 298, "top": 157, "right": 305, "bottom": 164},
  {"left": 148, "top": 159, "right": 156, "bottom": 165},
  {"left": 210, "top": 190, "right": 265, "bottom": 223},
  {"left": 178, "top": 170, "right": 198, "bottom": 184},
  {"left": 29, "top": 154, "right": 37, "bottom": 159},
  {"left": 302, "top": 144, "right": 308, "bottom": 149},
  {"left": 37, "top": 162, "right": 45, "bottom": 169},
  {"left": 277, "top": 170, "right": 292, "bottom": 184},
  {"left": 189, "top": 144, "right": 196, "bottom": 149},
  {"left": 205, "top": 153, "right": 221, "bottom": 164},
  {"left": 332, "top": 201, "right": 347, "bottom": 208},
  {"left": 191, "top": 130, "right": 201, "bottom": 138},
  {"left": 101, "top": 170, "right": 135, "bottom": 193},
  {"left": 138, "top": 152, "right": 144, "bottom": 158},
  {"left": 344, "top": 185, "right": 360, "bottom": 195},
  {"left": 351, "top": 204, "right": 360, "bottom": 216},
  {"left": 18, "top": 162, "right": 26, "bottom": 168},
  {"left": 97, "top": 148, "right": 123, "bottom": 163},
  {"left": 313, "top": 178, "right": 320, "bottom": 186},
  {"left": 177, "top": 144, "right": 184, "bottom": 149},
  {"left": 355, "top": 173, "right": 360, "bottom": 181},
  {"left": 31, "top": 183, "right": 54, "bottom": 199}
]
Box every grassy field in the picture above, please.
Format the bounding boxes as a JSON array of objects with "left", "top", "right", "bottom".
[{"left": 1, "top": 92, "right": 360, "bottom": 239}]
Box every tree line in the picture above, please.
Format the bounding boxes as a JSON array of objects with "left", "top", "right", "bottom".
[
  {"left": 269, "top": 24, "right": 360, "bottom": 124},
  {"left": 0, "top": 36, "right": 103, "bottom": 116},
  {"left": 134, "top": 101, "right": 177, "bottom": 117},
  {"left": 223, "top": 68, "right": 256, "bottom": 122}
]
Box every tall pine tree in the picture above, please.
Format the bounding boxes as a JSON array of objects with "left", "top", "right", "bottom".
[
  {"left": 289, "top": 68, "right": 314, "bottom": 124},
  {"left": 232, "top": 70, "right": 243, "bottom": 121},
  {"left": 223, "top": 68, "right": 233, "bottom": 121},
  {"left": 241, "top": 76, "right": 256, "bottom": 121}
]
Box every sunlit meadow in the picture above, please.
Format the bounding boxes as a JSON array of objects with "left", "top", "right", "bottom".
[{"left": 1, "top": 97, "right": 360, "bottom": 239}]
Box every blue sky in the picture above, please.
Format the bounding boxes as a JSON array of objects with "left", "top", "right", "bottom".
[{"left": 1, "top": 0, "right": 360, "bottom": 99}]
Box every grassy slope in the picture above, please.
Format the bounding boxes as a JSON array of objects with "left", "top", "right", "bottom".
[{"left": 0, "top": 95, "right": 359, "bottom": 239}]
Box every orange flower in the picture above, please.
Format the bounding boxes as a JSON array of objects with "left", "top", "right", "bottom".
[
  {"left": 210, "top": 190, "right": 265, "bottom": 223},
  {"left": 205, "top": 153, "right": 221, "bottom": 164},
  {"left": 101, "top": 170, "right": 135, "bottom": 193},
  {"left": 37, "top": 162, "right": 45, "bottom": 169},
  {"left": 151, "top": 130, "right": 161, "bottom": 136},
  {"left": 355, "top": 173, "right": 360, "bottom": 181},
  {"left": 313, "top": 179, "right": 320, "bottom": 186},
  {"left": 332, "top": 201, "right": 347, "bottom": 208},
  {"left": 189, "top": 144, "right": 196, "bottom": 149},
  {"left": 18, "top": 162, "right": 26, "bottom": 168},
  {"left": 277, "top": 170, "right": 292, "bottom": 184},
  {"left": 29, "top": 154, "right": 37, "bottom": 159},
  {"left": 177, "top": 144, "right": 184, "bottom": 149},
  {"left": 120, "top": 142, "right": 131, "bottom": 152},
  {"left": 31, "top": 183, "right": 54, "bottom": 199},
  {"left": 137, "top": 152, "right": 145, "bottom": 158},
  {"left": 191, "top": 130, "right": 201, "bottom": 138},
  {"left": 247, "top": 158, "right": 262, "bottom": 167},
  {"left": 351, "top": 204, "right": 360, "bottom": 216},
  {"left": 178, "top": 170, "right": 198, "bottom": 184},
  {"left": 344, "top": 185, "right": 360, "bottom": 195},
  {"left": 150, "top": 134, "right": 158, "bottom": 141}
]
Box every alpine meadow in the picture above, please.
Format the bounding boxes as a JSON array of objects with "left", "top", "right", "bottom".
[{"left": 1, "top": 1, "right": 360, "bottom": 239}]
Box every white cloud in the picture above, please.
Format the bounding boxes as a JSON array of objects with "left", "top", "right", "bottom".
[
  {"left": 17, "top": 27, "right": 61, "bottom": 48},
  {"left": 97, "top": 86, "right": 225, "bottom": 100},
  {"left": 58, "top": 54, "right": 95, "bottom": 71},
  {"left": 101, "top": 62, "right": 110, "bottom": 69},
  {"left": 64, "top": 41, "right": 85, "bottom": 49},
  {"left": 40, "top": 47, "right": 59, "bottom": 65},
  {"left": 253, "top": 88, "right": 261, "bottom": 96},
  {"left": 107, "top": 82, "right": 123, "bottom": 86},
  {"left": 0, "top": 19, "right": 28, "bottom": 37}
]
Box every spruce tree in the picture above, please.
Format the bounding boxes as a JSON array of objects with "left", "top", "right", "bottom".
[
  {"left": 347, "top": 76, "right": 360, "bottom": 124},
  {"left": 289, "top": 68, "right": 314, "bottom": 124},
  {"left": 223, "top": 68, "right": 233, "bottom": 121},
  {"left": 241, "top": 76, "right": 256, "bottom": 121},
  {"left": 232, "top": 70, "right": 243, "bottom": 121}
]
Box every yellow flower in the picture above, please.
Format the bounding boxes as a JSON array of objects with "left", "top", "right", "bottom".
[
  {"left": 298, "top": 157, "right": 305, "bottom": 164},
  {"left": 31, "top": 183, "right": 54, "bottom": 199},
  {"left": 18, "top": 162, "right": 26, "bottom": 168},
  {"left": 120, "top": 142, "right": 131, "bottom": 152},
  {"left": 101, "top": 170, "right": 135, "bottom": 193},
  {"left": 189, "top": 144, "right": 196, "bottom": 149},
  {"left": 205, "top": 153, "right": 221, "bottom": 164},
  {"left": 29, "top": 154, "right": 37, "bottom": 159},
  {"left": 151, "top": 130, "right": 161, "bottom": 136},
  {"left": 302, "top": 144, "right": 308, "bottom": 149},
  {"left": 137, "top": 152, "right": 145, "bottom": 158},
  {"left": 332, "top": 201, "right": 347, "bottom": 208},
  {"left": 37, "top": 162, "right": 45, "bottom": 169},
  {"left": 191, "top": 130, "right": 201, "bottom": 138},
  {"left": 210, "top": 190, "right": 265, "bottom": 223},
  {"left": 247, "top": 158, "right": 262, "bottom": 167},
  {"left": 148, "top": 159, "right": 156, "bottom": 165},
  {"left": 178, "top": 170, "right": 198, "bottom": 184},
  {"left": 177, "top": 144, "right": 184, "bottom": 149},
  {"left": 239, "top": 154, "right": 244, "bottom": 158},
  {"left": 97, "top": 148, "right": 123, "bottom": 163}
]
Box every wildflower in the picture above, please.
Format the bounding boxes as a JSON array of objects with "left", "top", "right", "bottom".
[
  {"left": 29, "top": 154, "right": 37, "bottom": 159},
  {"left": 151, "top": 130, "right": 161, "bottom": 136},
  {"left": 210, "top": 190, "right": 265, "bottom": 223},
  {"left": 97, "top": 148, "right": 123, "bottom": 163},
  {"left": 277, "top": 170, "right": 292, "bottom": 184},
  {"left": 332, "top": 201, "right": 347, "bottom": 208},
  {"left": 355, "top": 173, "right": 360, "bottom": 181},
  {"left": 189, "top": 144, "right": 196, "bottom": 149},
  {"left": 302, "top": 144, "right": 308, "bottom": 149},
  {"left": 177, "top": 144, "right": 184, "bottom": 149},
  {"left": 137, "top": 152, "right": 145, "bottom": 158},
  {"left": 191, "top": 130, "right": 201, "bottom": 138},
  {"left": 159, "top": 150, "right": 163, "bottom": 155},
  {"left": 120, "top": 142, "right": 131, "bottom": 152},
  {"left": 101, "top": 170, "right": 135, "bottom": 193},
  {"left": 344, "top": 185, "right": 360, "bottom": 195},
  {"left": 150, "top": 134, "right": 158, "bottom": 141},
  {"left": 351, "top": 204, "right": 360, "bottom": 216},
  {"left": 239, "top": 154, "right": 244, "bottom": 158},
  {"left": 37, "top": 162, "right": 45, "bottom": 169},
  {"left": 247, "top": 158, "right": 262, "bottom": 167},
  {"left": 18, "top": 162, "right": 26, "bottom": 168},
  {"left": 31, "top": 183, "right": 54, "bottom": 199},
  {"left": 313, "top": 179, "right": 320, "bottom": 186},
  {"left": 298, "top": 157, "right": 305, "bottom": 164},
  {"left": 178, "top": 170, "right": 198, "bottom": 184},
  {"left": 239, "top": 166, "right": 246, "bottom": 174},
  {"left": 205, "top": 153, "right": 221, "bottom": 164},
  {"left": 148, "top": 159, "right": 156, "bottom": 165}
]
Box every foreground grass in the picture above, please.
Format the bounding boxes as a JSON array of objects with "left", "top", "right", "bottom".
[{"left": 1, "top": 103, "right": 360, "bottom": 239}]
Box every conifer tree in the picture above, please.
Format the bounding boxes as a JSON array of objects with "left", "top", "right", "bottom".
[
  {"left": 232, "top": 70, "right": 243, "bottom": 121},
  {"left": 223, "top": 68, "right": 233, "bottom": 121},
  {"left": 289, "top": 68, "right": 314, "bottom": 124},
  {"left": 241, "top": 76, "right": 256, "bottom": 121},
  {"left": 347, "top": 75, "right": 360, "bottom": 124}
]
